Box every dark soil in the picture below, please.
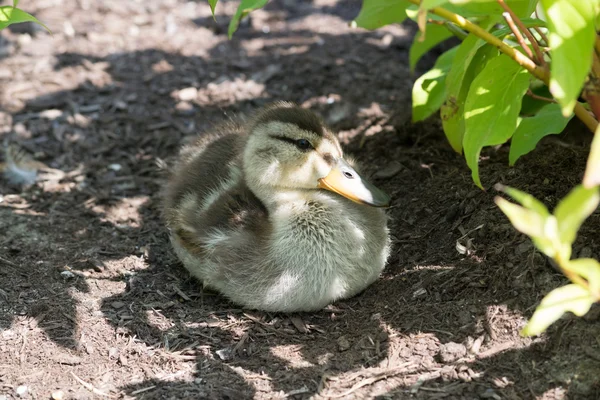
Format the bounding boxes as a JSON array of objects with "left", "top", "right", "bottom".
[{"left": 1, "top": 0, "right": 600, "bottom": 399}]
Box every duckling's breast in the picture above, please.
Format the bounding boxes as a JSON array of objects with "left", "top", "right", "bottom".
[{"left": 258, "top": 194, "right": 390, "bottom": 311}]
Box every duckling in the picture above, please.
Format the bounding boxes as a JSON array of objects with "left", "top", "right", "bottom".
[{"left": 163, "top": 102, "right": 391, "bottom": 312}]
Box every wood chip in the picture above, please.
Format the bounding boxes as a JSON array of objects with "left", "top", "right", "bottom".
[{"left": 290, "top": 316, "right": 308, "bottom": 333}]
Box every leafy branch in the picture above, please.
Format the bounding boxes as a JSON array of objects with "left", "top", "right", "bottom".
[
  {"left": 407, "top": 0, "right": 598, "bottom": 134},
  {"left": 495, "top": 182, "right": 600, "bottom": 335}
]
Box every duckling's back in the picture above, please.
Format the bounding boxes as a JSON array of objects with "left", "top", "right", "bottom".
[{"left": 163, "top": 122, "right": 269, "bottom": 257}]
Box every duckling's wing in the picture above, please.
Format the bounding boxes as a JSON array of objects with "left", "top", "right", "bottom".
[
  {"left": 164, "top": 129, "right": 269, "bottom": 257},
  {"left": 164, "top": 127, "right": 242, "bottom": 205}
]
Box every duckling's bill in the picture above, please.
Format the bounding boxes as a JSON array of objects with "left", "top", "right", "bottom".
[{"left": 317, "top": 159, "right": 391, "bottom": 207}]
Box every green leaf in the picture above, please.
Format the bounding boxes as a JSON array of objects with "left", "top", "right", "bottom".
[
  {"left": 554, "top": 185, "right": 600, "bottom": 247},
  {"left": 567, "top": 258, "right": 600, "bottom": 298},
  {"left": 441, "top": 43, "right": 498, "bottom": 153},
  {"left": 496, "top": 185, "right": 559, "bottom": 256},
  {"left": 228, "top": 0, "right": 268, "bottom": 38},
  {"left": 495, "top": 197, "right": 548, "bottom": 239},
  {"left": 419, "top": 0, "right": 537, "bottom": 18},
  {"left": 446, "top": 0, "right": 537, "bottom": 17},
  {"left": 0, "top": 6, "right": 50, "bottom": 32},
  {"left": 352, "top": 0, "right": 410, "bottom": 30},
  {"left": 583, "top": 124, "right": 600, "bottom": 188},
  {"left": 509, "top": 103, "right": 574, "bottom": 166},
  {"left": 412, "top": 47, "right": 457, "bottom": 123},
  {"left": 420, "top": 0, "right": 446, "bottom": 9},
  {"left": 495, "top": 185, "right": 550, "bottom": 217},
  {"left": 463, "top": 54, "right": 531, "bottom": 188},
  {"left": 495, "top": 196, "right": 556, "bottom": 257},
  {"left": 440, "top": 19, "right": 498, "bottom": 154},
  {"left": 208, "top": 0, "right": 218, "bottom": 18},
  {"left": 409, "top": 23, "right": 454, "bottom": 71},
  {"left": 540, "top": 0, "right": 596, "bottom": 116},
  {"left": 522, "top": 284, "right": 595, "bottom": 336}
]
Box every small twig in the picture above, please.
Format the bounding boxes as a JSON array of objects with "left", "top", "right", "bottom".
[
  {"left": 533, "top": 26, "right": 549, "bottom": 47},
  {"left": 19, "top": 331, "right": 28, "bottom": 364},
  {"left": 526, "top": 89, "right": 556, "bottom": 103},
  {"left": 130, "top": 386, "right": 156, "bottom": 395},
  {"left": 325, "top": 362, "right": 416, "bottom": 398},
  {"left": 0, "top": 255, "right": 18, "bottom": 268},
  {"left": 526, "top": 27, "right": 547, "bottom": 67},
  {"left": 232, "top": 332, "right": 249, "bottom": 355},
  {"left": 476, "top": 340, "right": 515, "bottom": 359},
  {"left": 427, "top": 18, "right": 445, "bottom": 25},
  {"left": 498, "top": 0, "right": 546, "bottom": 67},
  {"left": 171, "top": 284, "right": 191, "bottom": 301},
  {"left": 70, "top": 372, "right": 115, "bottom": 398},
  {"left": 500, "top": 11, "right": 534, "bottom": 60}
]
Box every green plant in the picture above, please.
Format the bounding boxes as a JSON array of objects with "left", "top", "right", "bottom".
[
  {"left": 0, "top": 0, "right": 49, "bottom": 32},
  {"left": 495, "top": 183, "right": 600, "bottom": 335},
  {"left": 208, "top": 0, "right": 600, "bottom": 336}
]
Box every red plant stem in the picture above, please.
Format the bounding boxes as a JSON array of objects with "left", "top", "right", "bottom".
[
  {"left": 526, "top": 89, "right": 555, "bottom": 103},
  {"left": 497, "top": 0, "right": 546, "bottom": 67},
  {"left": 500, "top": 11, "right": 534, "bottom": 60}
]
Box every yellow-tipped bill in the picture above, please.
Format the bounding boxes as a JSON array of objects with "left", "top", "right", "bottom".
[{"left": 317, "top": 159, "right": 391, "bottom": 207}]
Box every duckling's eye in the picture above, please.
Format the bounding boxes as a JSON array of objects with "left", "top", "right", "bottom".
[{"left": 296, "top": 139, "right": 312, "bottom": 150}]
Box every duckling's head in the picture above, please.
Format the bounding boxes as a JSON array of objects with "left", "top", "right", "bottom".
[{"left": 243, "top": 102, "right": 390, "bottom": 207}]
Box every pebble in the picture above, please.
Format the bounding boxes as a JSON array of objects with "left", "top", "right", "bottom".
[
  {"left": 515, "top": 241, "right": 532, "bottom": 255},
  {"left": 579, "top": 247, "right": 593, "bottom": 259},
  {"left": 177, "top": 87, "right": 198, "bottom": 101},
  {"left": 15, "top": 385, "right": 28, "bottom": 397},
  {"left": 216, "top": 347, "right": 232, "bottom": 360},
  {"left": 110, "top": 301, "right": 125, "bottom": 309},
  {"left": 52, "top": 390, "right": 65, "bottom": 400},
  {"left": 337, "top": 336, "right": 350, "bottom": 352},
  {"left": 377, "top": 331, "right": 389, "bottom": 342},
  {"left": 60, "top": 270, "right": 75, "bottom": 279}
]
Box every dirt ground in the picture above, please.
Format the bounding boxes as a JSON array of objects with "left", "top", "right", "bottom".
[{"left": 1, "top": 0, "right": 600, "bottom": 399}]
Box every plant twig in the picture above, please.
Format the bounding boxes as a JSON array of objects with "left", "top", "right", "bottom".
[
  {"left": 533, "top": 26, "right": 549, "bottom": 47},
  {"left": 500, "top": 11, "right": 533, "bottom": 60},
  {"left": 592, "top": 51, "right": 600, "bottom": 79},
  {"left": 70, "top": 372, "right": 115, "bottom": 398},
  {"left": 497, "top": 0, "right": 546, "bottom": 67},
  {"left": 596, "top": 35, "right": 600, "bottom": 57},
  {"left": 409, "top": 0, "right": 599, "bottom": 133},
  {"left": 427, "top": 18, "right": 445, "bottom": 25},
  {"left": 583, "top": 89, "right": 600, "bottom": 122},
  {"left": 526, "top": 89, "right": 555, "bottom": 103}
]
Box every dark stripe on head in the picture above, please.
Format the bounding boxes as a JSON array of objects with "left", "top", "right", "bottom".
[
  {"left": 322, "top": 153, "right": 335, "bottom": 166},
  {"left": 252, "top": 103, "right": 324, "bottom": 137}
]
